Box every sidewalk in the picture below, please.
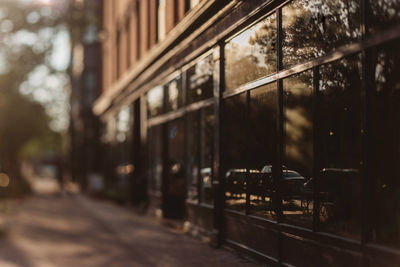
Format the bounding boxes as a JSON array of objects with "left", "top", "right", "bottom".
[
  {"left": 79, "top": 195, "right": 258, "bottom": 267},
  {"left": 0, "top": 184, "right": 259, "bottom": 267}
]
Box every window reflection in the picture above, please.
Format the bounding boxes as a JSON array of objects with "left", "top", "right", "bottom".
[
  {"left": 165, "top": 118, "right": 186, "bottom": 218},
  {"left": 165, "top": 75, "right": 184, "bottom": 112},
  {"left": 282, "top": 0, "right": 360, "bottom": 68},
  {"left": 187, "top": 54, "right": 214, "bottom": 104},
  {"left": 223, "top": 93, "right": 247, "bottom": 212},
  {"left": 225, "top": 14, "right": 277, "bottom": 90},
  {"left": 370, "top": 40, "right": 400, "bottom": 248},
  {"left": 148, "top": 125, "right": 163, "bottom": 193},
  {"left": 116, "top": 106, "right": 132, "bottom": 143},
  {"left": 186, "top": 111, "right": 200, "bottom": 202},
  {"left": 147, "top": 85, "right": 164, "bottom": 117},
  {"left": 369, "top": 0, "right": 400, "bottom": 34},
  {"left": 248, "top": 83, "right": 277, "bottom": 220},
  {"left": 200, "top": 106, "right": 214, "bottom": 205},
  {"left": 319, "top": 54, "right": 362, "bottom": 239},
  {"left": 282, "top": 71, "right": 314, "bottom": 228}
]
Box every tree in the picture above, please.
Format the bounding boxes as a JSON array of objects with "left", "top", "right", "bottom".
[{"left": 0, "top": 0, "right": 71, "bottom": 188}]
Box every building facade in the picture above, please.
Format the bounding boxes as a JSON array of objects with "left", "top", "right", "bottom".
[
  {"left": 94, "top": 0, "right": 400, "bottom": 265},
  {"left": 69, "top": 0, "right": 103, "bottom": 190}
]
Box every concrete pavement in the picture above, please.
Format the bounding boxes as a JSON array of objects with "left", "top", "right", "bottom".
[{"left": 0, "top": 177, "right": 259, "bottom": 267}]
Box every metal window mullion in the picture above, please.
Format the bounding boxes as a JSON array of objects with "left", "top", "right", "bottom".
[
  {"left": 312, "top": 66, "right": 321, "bottom": 233},
  {"left": 198, "top": 110, "right": 203, "bottom": 204},
  {"left": 360, "top": 0, "right": 371, "bottom": 246},
  {"left": 276, "top": 7, "right": 283, "bottom": 264},
  {"left": 213, "top": 42, "right": 224, "bottom": 247},
  {"left": 276, "top": 7, "right": 283, "bottom": 224},
  {"left": 245, "top": 90, "right": 250, "bottom": 216}
]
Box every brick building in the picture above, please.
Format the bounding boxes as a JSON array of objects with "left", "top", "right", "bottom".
[{"left": 92, "top": 0, "right": 400, "bottom": 265}]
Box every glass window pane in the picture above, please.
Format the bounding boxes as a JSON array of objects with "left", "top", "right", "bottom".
[
  {"left": 318, "top": 54, "right": 362, "bottom": 239},
  {"left": 282, "top": 0, "right": 361, "bottom": 68},
  {"left": 148, "top": 125, "right": 163, "bottom": 193},
  {"left": 187, "top": 54, "right": 214, "bottom": 104},
  {"left": 225, "top": 14, "right": 277, "bottom": 91},
  {"left": 369, "top": 40, "right": 400, "bottom": 248},
  {"left": 282, "top": 71, "right": 314, "bottom": 229},
  {"left": 247, "top": 82, "right": 278, "bottom": 220},
  {"left": 200, "top": 106, "right": 215, "bottom": 205},
  {"left": 165, "top": 118, "right": 186, "bottom": 218},
  {"left": 369, "top": 0, "right": 400, "bottom": 34},
  {"left": 116, "top": 106, "right": 132, "bottom": 144},
  {"left": 223, "top": 92, "right": 247, "bottom": 212},
  {"left": 165, "top": 75, "right": 184, "bottom": 112},
  {"left": 147, "top": 85, "right": 164, "bottom": 117},
  {"left": 186, "top": 111, "right": 200, "bottom": 202}
]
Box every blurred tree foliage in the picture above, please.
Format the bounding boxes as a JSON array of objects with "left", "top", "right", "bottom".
[{"left": 0, "top": 0, "right": 71, "bottom": 186}]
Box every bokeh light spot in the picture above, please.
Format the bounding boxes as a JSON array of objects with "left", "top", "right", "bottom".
[{"left": 0, "top": 173, "right": 10, "bottom": 188}]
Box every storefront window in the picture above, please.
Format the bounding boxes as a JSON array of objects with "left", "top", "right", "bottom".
[
  {"left": 147, "top": 85, "right": 164, "bottom": 117},
  {"left": 200, "top": 106, "right": 214, "bottom": 205},
  {"left": 318, "top": 54, "right": 362, "bottom": 240},
  {"left": 187, "top": 54, "right": 214, "bottom": 104},
  {"left": 165, "top": 75, "right": 184, "bottom": 112},
  {"left": 282, "top": 71, "right": 314, "bottom": 229},
  {"left": 282, "top": 0, "right": 360, "bottom": 68},
  {"left": 248, "top": 82, "right": 278, "bottom": 220},
  {"left": 165, "top": 118, "right": 186, "bottom": 218},
  {"left": 148, "top": 125, "right": 163, "bottom": 193},
  {"left": 186, "top": 111, "right": 200, "bottom": 202},
  {"left": 223, "top": 92, "right": 247, "bottom": 212},
  {"left": 369, "top": 40, "right": 400, "bottom": 248},
  {"left": 225, "top": 13, "right": 277, "bottom": 90}
]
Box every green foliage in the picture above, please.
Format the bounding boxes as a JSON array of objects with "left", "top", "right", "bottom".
[
  {"left": 0, "top": 0, "right": 70, "bottom": 183},
  {"left": 0, "top": 72, "right": 50, "bottom": 158},
  {"left": 20, "top": 130, "right": 64, "bottom": 160}
]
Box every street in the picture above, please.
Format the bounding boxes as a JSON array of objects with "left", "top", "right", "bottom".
[{"left": 0, "top": 177, "right": 257, "bottom": 267}]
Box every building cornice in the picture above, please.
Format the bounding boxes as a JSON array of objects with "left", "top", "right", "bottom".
[{"left": 93, "top": 0, "right": 226, "bottom": 116}]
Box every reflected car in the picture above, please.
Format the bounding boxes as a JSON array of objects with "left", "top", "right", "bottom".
[
  {"left": 225, "top": 168, "right": 247, "bottom": 198},
  {"left": 281, "top": 170, "right": 306, "bottom": 199}
]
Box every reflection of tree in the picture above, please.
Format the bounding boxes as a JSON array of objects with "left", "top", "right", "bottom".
[
  {"left": 225, "top": 14, "right": 276, "bottom": 90},
  {"left": 187, "top": 55, "right": 214, "bottom": 103},
  {"left": 282, "top": 0, "right": 360, "bottom": 67},
  {"left": 283, "top": 71, "right": 313, "bottom": 179},
  {"left": 369, "top": 0, "right": 400, "bottom": 33},
  {"left": 248, "top": 83, "right": 277, "bottom": 170},
  {"left": 166, "top": 77, "right": 183, "bottom": 112}
]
